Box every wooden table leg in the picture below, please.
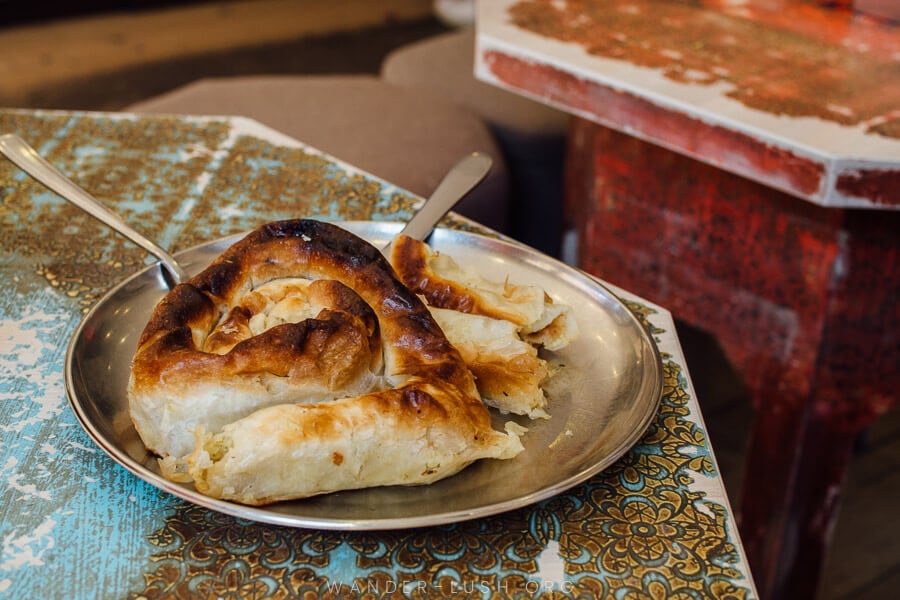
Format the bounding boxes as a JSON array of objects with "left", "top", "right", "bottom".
[{"left": 565, "top": 118, "right": 900, "bottom": 599}]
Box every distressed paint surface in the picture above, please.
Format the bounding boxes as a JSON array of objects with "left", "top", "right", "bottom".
[
  {"left": 508, "top": 0, "right": 900, "bottom": 129},
  {"left": 476, "top": 0, "right": 900, "bottom": 207},
  {"left": 476, "top": 2, "right": 900, "bottom": 597},
  {"left": 565, "top": 120, "right": 899, "bottom": 600},
  {"left": 1, "top": 110, "right": 755, "bottom": 599},
  {"left": 481, "top": 49, "right": 831, "bottom": 200}
]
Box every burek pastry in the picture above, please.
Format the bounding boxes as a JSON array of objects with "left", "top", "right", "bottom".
[
  {"left": 128, "top": 219, "right": 523, "bottom": 505},
  {"left": 390, "top": 234, "right": 578, "bottom": 418}
]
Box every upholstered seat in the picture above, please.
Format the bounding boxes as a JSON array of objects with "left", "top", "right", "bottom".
[
  {"left": 126, "top": 75, "right": 511, "bottom": 233},
  {"left": 381, "top": 28, "right": 569, "bottom": 254}
]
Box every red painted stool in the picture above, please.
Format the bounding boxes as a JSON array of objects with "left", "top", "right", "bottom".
[
  {"left": 475, "top": 0, "right": 900, "bottom": 597},
  {"left": 566, "top": 123, "right": 899, "bottom": 598}
]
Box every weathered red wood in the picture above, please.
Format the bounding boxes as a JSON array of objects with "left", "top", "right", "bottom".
[
  {"left": 565, "top": 118, "right": 900, "bottom": 600},
  {"left": 484, "top": 50, "right": 830, "bottom": 201},
  {"left": 481, "top": 0, "right": 900, "bottom": 208},
  {"left": 836, "top": 169, "right": 900, "bottom": 206}
]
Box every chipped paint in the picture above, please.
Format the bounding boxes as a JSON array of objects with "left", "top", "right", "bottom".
[
  {"left": 476, "top": 0, "right": 900, "bottom": 208},
  {"left": 0, "top": 109, "right": 756, "bottom": 599}
]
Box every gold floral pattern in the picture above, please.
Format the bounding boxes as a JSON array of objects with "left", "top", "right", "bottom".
[
  {"left": 0, "top": 112, "right": 418, "bottom": 312},
  {"left": 123, "top": 354, "right": 750, "bottom": 599},
  {"left": 0, "top": 111, "right": 754, "bottom": 599}
]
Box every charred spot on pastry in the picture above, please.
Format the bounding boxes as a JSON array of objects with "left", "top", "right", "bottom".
[
  {"left": 129, "top": 218, "right": 524, "bottom": 505},
  {"left": 151, "top": 284, "right": 212, "bottom": 324},
  {"left": 201, "top": 259, "right": 245, "bottom": 299},
  {"left": 402, "top": 388, "right": 434, "bottom": 413}
]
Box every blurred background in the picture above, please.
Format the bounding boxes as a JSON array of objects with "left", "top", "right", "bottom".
[
  {"left": 0, "top": 0, "right": 451, "bottom": 110},
  {"left": 2, "top": 2, "right": 898, "bottom": 598}
]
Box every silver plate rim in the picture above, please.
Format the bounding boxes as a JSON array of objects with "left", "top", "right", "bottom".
[{"left": 64, "top": 221, "right": 662, "bottom": 530}]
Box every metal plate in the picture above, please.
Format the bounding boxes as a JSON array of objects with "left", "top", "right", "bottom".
[{"left": 65, "top": 221, "right": 662, "bottom": 530}]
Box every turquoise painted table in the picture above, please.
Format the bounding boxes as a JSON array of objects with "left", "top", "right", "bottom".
[{"left": 0, "top": 109, "right": 757, "bottom": 598}]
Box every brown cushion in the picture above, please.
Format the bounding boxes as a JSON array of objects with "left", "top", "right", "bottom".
[
  {"left": 381, "top": 28, "right": 568, "bottom": 137},
  {"left": 382, "top": 30, "right": 569, "bottom": 256},
  {"left": 126, "top": 75, "right": 510, "bottom": 232}
]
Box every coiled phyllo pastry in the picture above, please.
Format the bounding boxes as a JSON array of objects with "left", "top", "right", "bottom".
[
  {"left": 128, "top": 219, "right": 576, "bottom": 505},
  {"left": 390, "top": 234, "right": 578, "bottom": 419}
]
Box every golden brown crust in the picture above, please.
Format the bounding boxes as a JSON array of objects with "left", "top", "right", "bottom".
[
  {"left": 131, "top": 221, "right": 468, "bottom": 392},
  {"left": 202, "top": 279, "right": 380, "bottom": 359},
  {"left": 128, "top": 219, "right": 523, "bottom": 503},
  {"left": 390, "top": 234, "right": 578, "bottom": 350},
  {"left": 390, "top": 234, "right": 581, "bottom": 417},
  {"left": 391, "top": 234, "right": 481, "bottom": 315},
  {"left": 390, "top": 234, "right": 543, "bottom": 325}
]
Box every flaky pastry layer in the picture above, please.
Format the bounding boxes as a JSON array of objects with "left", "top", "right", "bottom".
[
  {"left": 389, "top": 234, "right": 577, "bottom": 418},
  {"left": 128, "top": 219, "right": 523, "bottom": 502}
]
